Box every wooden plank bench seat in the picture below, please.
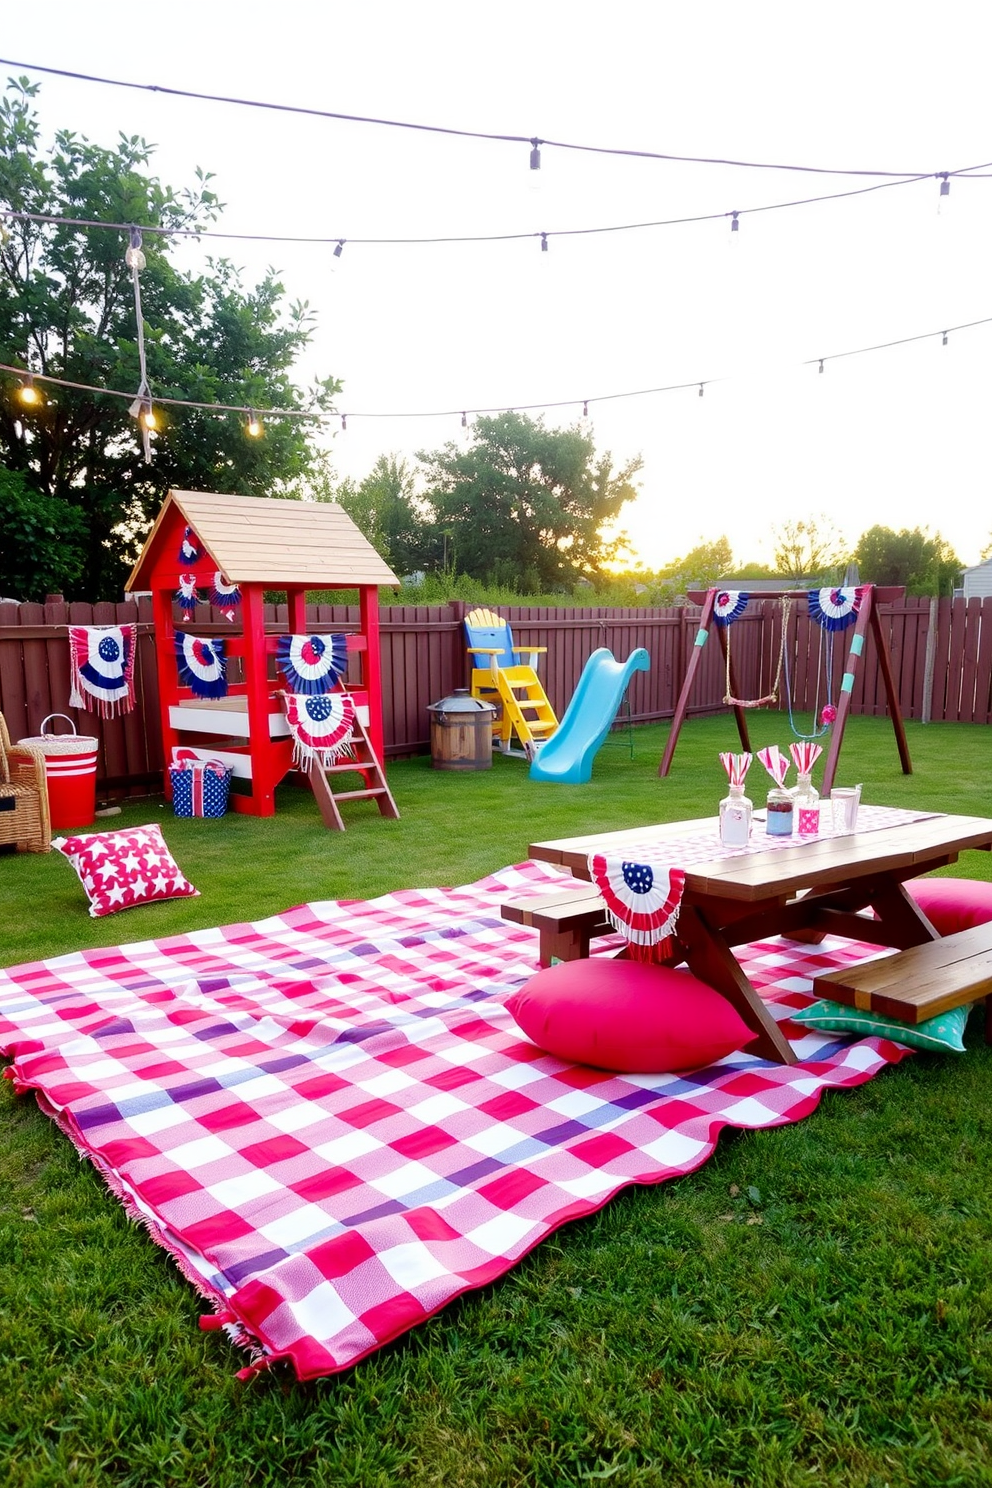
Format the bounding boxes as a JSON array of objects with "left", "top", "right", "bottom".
[
  {"left": 813, "top": 921, "right": 992, "bottom": 1039},
  {"left": 501, "top": 886, "right": 614, "bottom": 966}
]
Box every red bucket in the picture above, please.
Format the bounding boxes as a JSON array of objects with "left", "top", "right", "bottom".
[{"left": 19, "top": 714, "right": 99, "bottom": 830}]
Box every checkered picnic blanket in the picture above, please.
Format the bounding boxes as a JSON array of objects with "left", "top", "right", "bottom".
[{"left": 0, "top": 861, "right": 909, "bottom": 1381}]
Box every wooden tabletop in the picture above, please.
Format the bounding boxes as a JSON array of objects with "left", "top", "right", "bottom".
[{"left": 529, "top": 813, "right": 992, "bottom": 904}]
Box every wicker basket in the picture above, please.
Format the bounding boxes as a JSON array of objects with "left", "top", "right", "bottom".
[{"left": 0, "top": 712, "right": 52, "bottom": 852}]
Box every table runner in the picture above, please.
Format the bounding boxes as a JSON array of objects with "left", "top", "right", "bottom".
[{"left": 0, "top": 860, "right": 911, "bottom": 1380}]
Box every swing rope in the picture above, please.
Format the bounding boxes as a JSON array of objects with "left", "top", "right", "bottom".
[
  {"left": 784, "top": 626, "right": 835, "bottom": 738},
  {"left": 723, "top": 596, "right": 789, "bottom": 708}
]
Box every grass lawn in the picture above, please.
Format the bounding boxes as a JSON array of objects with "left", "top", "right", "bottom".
[{"left": 1, "top": 714, "right": 990, "bottom": 1487}]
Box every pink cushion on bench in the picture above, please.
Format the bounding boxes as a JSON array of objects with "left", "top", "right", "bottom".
[
  {"left": 907, "top": 877, "right": 992, "bottom": 935},
  {"left": 505, "top": 957, "right": 753, "bottom": 1073}
]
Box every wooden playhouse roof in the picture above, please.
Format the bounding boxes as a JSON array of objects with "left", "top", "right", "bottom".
[{"left": 126, "top": 489, "right": 399, "bottom": 590}]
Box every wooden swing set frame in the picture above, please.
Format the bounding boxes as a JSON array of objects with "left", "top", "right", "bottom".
[{"left": 659, "top": 585, "right": 912, "bottom": 794}]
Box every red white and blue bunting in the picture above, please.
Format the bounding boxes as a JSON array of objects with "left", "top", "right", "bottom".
[
  {"left": 588, "top": 852, "right": 686, "bottom": 962},
  {"left": 68, "top": 624, "right": 137, "bottom": 718},
  {"left": 209, "top": 573, "right": 241, "bottom": 622},
  {"left": 178, "top": 525, "right": 203, "bottom": 566},
  {"left": 175, "top": 633, "right": 228, "bottom": 699},
  {"left": 275, "top": 633, "right": 348, "bottom": 695},
  {"left": 807, "top": 586, "right": 865, "bottom": 632},
  {"left": 175, "top": 573, "right": 200, "bottom": 617},
  {"left": 281, "top": 690, "right": 356, "bottom": 770},
  {"left": 712, "top": 591, "right": 749, "bottom": 625}
]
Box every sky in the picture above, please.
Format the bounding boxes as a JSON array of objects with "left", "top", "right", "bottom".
[{"left": 2, "top": 1, "right": 991, "bottom": 569}]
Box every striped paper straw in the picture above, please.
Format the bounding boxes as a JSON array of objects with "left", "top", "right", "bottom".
[{"left": 757, "top": 745, "right": 790, "bottom": 787}]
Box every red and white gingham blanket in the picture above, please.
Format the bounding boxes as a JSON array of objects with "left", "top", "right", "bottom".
[{"left": 0, "top": 860, "right": 909, "bottom": 1380}]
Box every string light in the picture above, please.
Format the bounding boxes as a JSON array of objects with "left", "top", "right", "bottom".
[
  {"left": 5, "top": 57, "right": 968, "bottom": 182},
  {"left": 942, "top": 331, "right": 948, "bottom": 346},
  {"left": 246, "top": 409, "right": 263, "bottom": 437},
  {"left": 333, "top": 240, "right": 345, "bottom": 258},
  {"left": 540, "top": 232, "right": 548, "bottom": 252},
  {"left": 124, "top": 226, "right": 145, "bottom": 270},
  {"left": 582, "top": 401, "right": 589, "bottom": 417},
  {"left": 818, "top": 359, "right": 825, "bottom": 373},
  {"left": 461, "top": 411, "right": 467, "bottom": 426},
  {"left": 18, "top": 373, "right": 40, "bottom": 406},
  {"left": 939, "top": 173, "right": 950, "bottom": 198},
  {"left": 340, "top": 414, "right": 347, "bottom": 430},
  {"left": 529, "top": 138, "right": 541, "bottom": 171},
  {"left": 730, "top": 211, "right": 740, "bottom": 234},
  {"left": 698, "top": 383, "right": 704, "bottom": 397}
]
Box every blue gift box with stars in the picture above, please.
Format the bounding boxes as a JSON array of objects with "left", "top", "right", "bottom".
[{"left": 170, "top": 758, "right": 232, "bottom": 818}]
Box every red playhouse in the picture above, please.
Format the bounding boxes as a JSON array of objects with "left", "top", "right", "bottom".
[{"left": 126, "top": 490, "right": 400, "bottom": 828}]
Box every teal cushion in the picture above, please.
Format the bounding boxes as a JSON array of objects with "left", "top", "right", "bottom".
[{"left": 790, "top": 998, "right": 970, "bottom": 1053}]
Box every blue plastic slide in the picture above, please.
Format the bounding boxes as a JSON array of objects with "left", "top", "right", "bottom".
[{"left": 528, "top": 647, "right": 651, "bottom": 784}]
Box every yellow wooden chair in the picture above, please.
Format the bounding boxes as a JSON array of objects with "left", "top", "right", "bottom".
[{"left": 463, "top": 608, "right": 558, "bottom": 758}]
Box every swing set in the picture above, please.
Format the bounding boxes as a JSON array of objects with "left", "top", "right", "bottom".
[{"left": 659, "top": 584, "right": 912, "bottom": 794}]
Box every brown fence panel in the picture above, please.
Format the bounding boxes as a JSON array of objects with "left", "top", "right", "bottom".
[{"left": 1, "top": 595, "right": 988, "bottom": 792}]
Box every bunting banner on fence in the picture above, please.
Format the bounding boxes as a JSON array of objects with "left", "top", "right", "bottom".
[
  {"left": 807, "top": 586, "right": 866, "bottom": 632},
  {"left": 281, "top": 690, "right": 355, "bottom": 770},
  {"left": 210, "top": 573, "right": 241, "bottom": 622},
  {"left": 275, "top": 633, "right": 348, "bottom": 695},
  {"left": 175, "top": 633, "right": 228, "bottom": 699},
  {"left": 68, "top": 625, "right": 137, "bottom": 718},
  {"left": 177, "top": 525, "right": 203, "bottom": 566},
  {"left": 712, "top": 591, "right": 749, "bottom": 625}
]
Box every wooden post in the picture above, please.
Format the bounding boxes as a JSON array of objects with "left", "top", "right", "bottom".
[
  {"left": 659, "top": 590, "right": 717, "bottom": 776},
  {"left": 360, "top": 585, "right": 385, "bottom": 766}
]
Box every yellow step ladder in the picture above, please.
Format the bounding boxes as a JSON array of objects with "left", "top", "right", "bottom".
[{"left": 492, "top": 666, "right": 558, "bottom": 760}]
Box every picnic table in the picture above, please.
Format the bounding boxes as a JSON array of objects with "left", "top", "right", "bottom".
[{"left": 511, "top": 809, "right": 992, "bottom": 1066}]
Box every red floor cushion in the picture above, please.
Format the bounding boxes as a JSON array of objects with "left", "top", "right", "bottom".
[
  {"left": 506, "top": 957, "right": 753, "bottom": 1073},
  {"left": 54, "top": 823, "right": 199, "bottom": 917},
  {"left": 907, "top": 877, "right": 992, "bottom": 935}
]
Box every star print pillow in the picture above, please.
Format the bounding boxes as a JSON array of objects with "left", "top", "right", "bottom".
[{"left": 53, "top": 823, "right": 199, "bottom": 917}]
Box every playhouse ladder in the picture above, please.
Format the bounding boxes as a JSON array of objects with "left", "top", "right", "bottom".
[
  {"left": 494, "top": 666, "right": 559, "bottom": 759},
  {"left": 307, "top": 713, "right": 400, "bottom": 831}
]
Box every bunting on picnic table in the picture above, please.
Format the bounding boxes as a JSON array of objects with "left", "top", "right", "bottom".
[
  {"left": 281, "top": 690, "right": 356, "bottom": 770},
  {"left": 275, "top": 633, "right": 348, "bottom": 695},
  {"left": 807, "top": 586, "right": 865, "bottom": 631},
  {"left": 589, "top": 852, "right": 686, "bottom": 963},
  {"left": 68, "top": 624, "right": 137, "bottom": 717},
  {"left": 175, "top": 633, "right": 228, "bottom": 699}
]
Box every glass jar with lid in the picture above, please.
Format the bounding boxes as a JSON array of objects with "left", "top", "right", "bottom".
[
  {"left": 765, "top": 787, "right": 794, "bottom": 836},
  {"left": 719, "top": 783, "right": 753, "bottom": 847}
]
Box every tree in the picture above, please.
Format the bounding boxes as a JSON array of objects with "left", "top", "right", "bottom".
[
  {"left": 658, "top": 535, "right": 734, "bottom": 591},
  {"left": 771, "top": 515, "right": 847, "bottom": 580},
  {"left": 981, "top": 532, "right": 992, "bottom": 561},
  {"left": 417, "top": 412, "right": 641, "bottom": 590},
  {"left": 337, "top": 455, "right": 441, "bottom": 576},
  {"left": 854, "top": 525, "right": 961, "bottom": 596},
  {"left": 0, "top": 79, "right": 339, "bottom": 600},
  {"left": 0, "top": 463, "right": 86, "bottom": 598}
]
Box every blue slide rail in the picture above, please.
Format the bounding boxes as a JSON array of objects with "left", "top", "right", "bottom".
[{"left": 528, "top": 647, "right": 651, "bottom": 784}]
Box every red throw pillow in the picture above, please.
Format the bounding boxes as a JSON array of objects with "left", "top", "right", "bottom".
[
  {"left": 505, "top": 958, "right": 753, "bottom": 1073},
  {"left": 53, "top": 823, "right": 199, "bottom": 918},
  {"left": 907, "top": 877, "right": 992, "bottom": 935}
]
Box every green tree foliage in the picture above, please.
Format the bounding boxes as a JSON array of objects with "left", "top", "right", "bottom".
[
  {"left": 0, "top": 463, "right": 86, "bottom": 598},
  {"left": 417, "top": 412, "right": 641, "bottom": 590},
  {"left": 337, "top": 454, "right": 440, "bottom": 576},
  {"left": 772, "top": 515, "right": 847, "bottom": 580},
  {"left": 854, "top": 524, "right": 961, "bottom": 596},
  {"left": 0, "top": 78, "right": 340, "bottom": 600},
  {"left": 980, "top": 532, "right": 992, "bottom": 561},
  {"left": 657, "top": 535, "right": 734, "bottom": 591}
]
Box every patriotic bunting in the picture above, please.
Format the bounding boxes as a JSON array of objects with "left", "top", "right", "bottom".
[
  {"left": 807, "top": 586, "right": 865, "bottom": 632},
  {"left": 175, "top": 633, "right": 228, "bottom": 699},
  {"left": 210, "top": 573, "right": 241, "bottom": 621},
  {"left": 275, "top": 633, "right": 348, "bottom": 695},
  {"left": 68, "top": 625, "right": 136, "bottom": 718},
  {"left": 178, "top": 525, "right": 203, "bottom": 565},
  {"left": 713, "top": 591, "right": 749, "bottom": 625},
  {"left": 281, "top": 691, "right": 356, "bottom": 770},
  {"left": 588, "top": 852, "right": 686, "bottom": 962},
  {"left": 175, "top": 573, "right": 200, "bottom": 617}
]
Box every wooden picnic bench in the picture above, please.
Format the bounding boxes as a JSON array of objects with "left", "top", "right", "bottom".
[
  {"left": 502, "top": 885, "right": 614, "bottom": 966},
  {"left": 813, "top": 920, "right": 992, "bottom": 1039}
]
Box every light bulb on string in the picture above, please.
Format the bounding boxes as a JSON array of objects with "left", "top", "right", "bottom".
[
  {"left": 937, "top": 173, "right": 950, "bottom": 213},
  {"left": 333, "top": 240, "right": 345, "bottom": 259},
  {"left": 582, "top": 401, "right": 588, "bottom": 418},
  {"left": 729, "top": 210, "right": 740, "bottom": 236},
  {"left": 540, "top": 232, "right": 548, "bottom": 252},
  {"left": 529, "top": 138, "right": 541, "bottom": 171},
  {"left": 141, "top": 400, "right": 157, "bottom": 431},
  {"left": 246, "top": 409, "right": 263, "bottom": 438},
  {"left": 698, "top": 383, "right": 704, "bottom": 398},
  {"left": 17, "top": 373, "right": 40, "bottom": 406},
  {"left": 340, "top": 414, "right": 347, "bottom": 431},
  {"left": 818, "top": 359, "right": 825, "bottom": 374},
  {"left": 942, "top": 331, "right": 949, "bottom": 347},
  {"left": 125, "top": 227, "right": 145, "bottom": 271}
]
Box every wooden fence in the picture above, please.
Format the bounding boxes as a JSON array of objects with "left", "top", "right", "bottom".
[{"left": 0, "top": 593, "right": 988, "bottom": 795}]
